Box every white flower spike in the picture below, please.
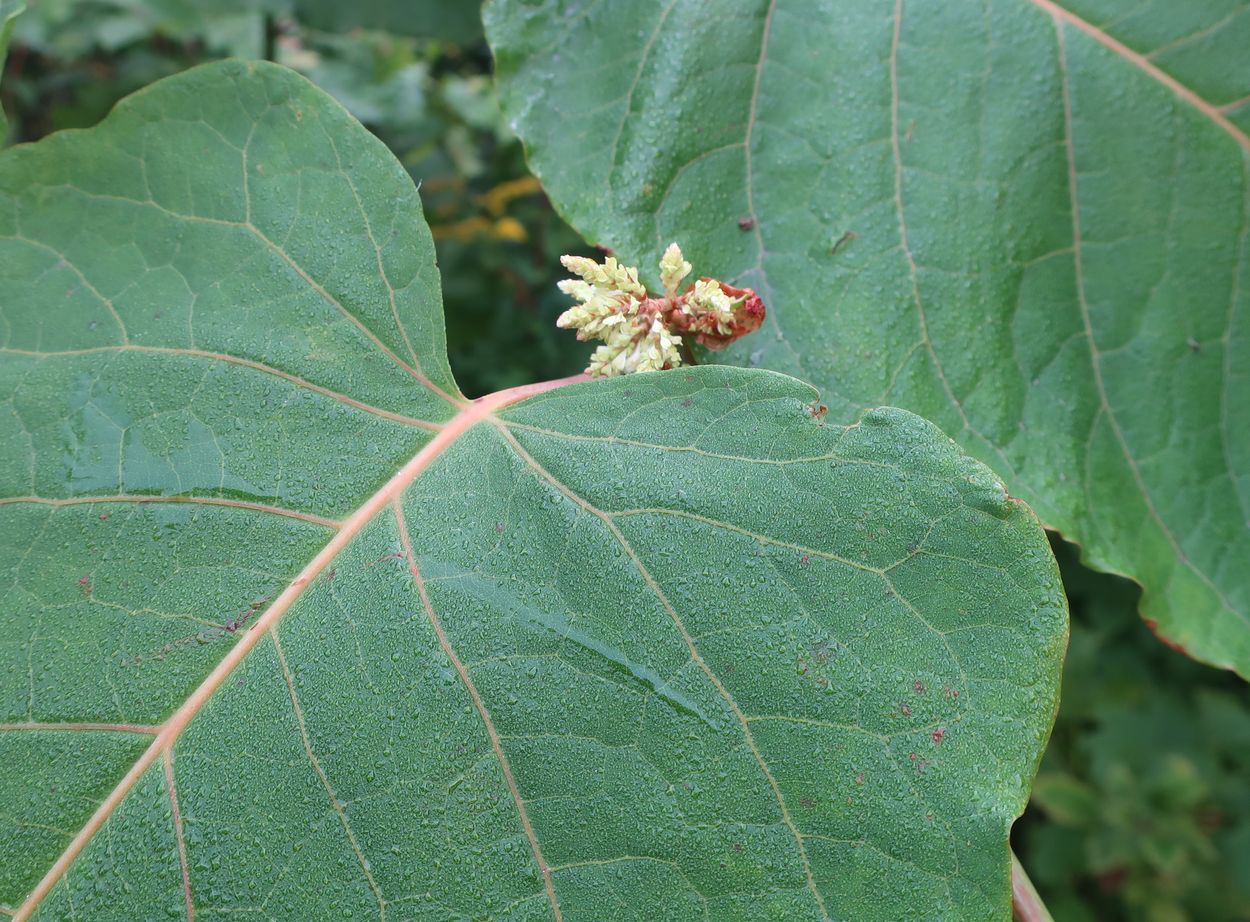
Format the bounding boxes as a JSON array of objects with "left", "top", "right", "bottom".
[{"left": 556, "top": 244, "right": 766, "bottom": 378}]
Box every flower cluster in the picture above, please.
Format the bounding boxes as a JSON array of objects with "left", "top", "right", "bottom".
[{"left": 556, "top": 243, "right": 765, "bottom": 377}]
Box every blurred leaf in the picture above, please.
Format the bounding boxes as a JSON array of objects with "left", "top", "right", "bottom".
[
  {"left": 0, "top": 0, "right": 23, "bottom": 138},
  {"left": 1031, "top": 773, "right": 1098, "bottom": 828},
  {"left": 293, "top": 0, "right": 483, "bottom": 45},
  {"left": 1018, "top": 541, "right": 1250, "bottom": 921}
]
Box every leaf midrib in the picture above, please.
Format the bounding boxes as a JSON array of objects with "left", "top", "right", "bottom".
[
  {"left": 1030, "top": 0, "right": 1250, "bottom": 150},
  {"left": 9, "top": 373, "right": 585, "bottom": 922}
]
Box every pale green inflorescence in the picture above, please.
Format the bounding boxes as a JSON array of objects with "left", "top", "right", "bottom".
[
  {"left": 684, "top": 277, "right": 741, "bottom": 336},
  {"left": 557, "top": 247, "right": 686, "bottom": 377},
  {"left": 659, "top": 241, "right": 692, "bottom": 296},
  {"left": 557, "top": 244, "right": 764, "bottom": 377}
]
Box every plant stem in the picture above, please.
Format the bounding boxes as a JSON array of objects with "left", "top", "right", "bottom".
[{"left": 1011, "top": 850, "right": 1054, "bottom": 922}]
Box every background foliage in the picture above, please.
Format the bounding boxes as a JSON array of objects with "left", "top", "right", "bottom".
[{"left": 2, "top": 3, "right": 1246, "bottom": 919}]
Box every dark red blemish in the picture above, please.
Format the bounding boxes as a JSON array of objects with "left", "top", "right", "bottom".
[
  {"left": 78, "top": 576, "right": 92, "bottom": 595},
  {"left": 1143, "top": 618, "right": 1189, "bottom": 655},
  {"left": 808, "top": 402, "right": 828, "bottom": 419},
  {"left": 367, "top": 552, "right": 404, "bottom": 567},
  {"left": 98, "top": 513, "right": 109, "bottom": 521},
  {"left": 326, "top": 568, "right": 337, "bottom": 582},
  {"left": 738, "top": 217, "right": 755, "bottom": 230},
  {"left": 913, "top": 680, "right": 925, "bottom": 694},
  {"left": 908, "top": 751, "right": 918, "bottom": 762},
  {"left": 931, "top": 727, "right": 945, "bottom": 744},
  {"left": 800, "top": 555, "right": 810, "bottom": 566},
  {"left": 1097, "top": 866, "right": 1128, "bottom": 893},
  {"left": 900, "top": 703, "right": 911, "bottom": 716},
  {"left": 224, "top": 596, "right": 269, "bottom": 633},
  {"left": 854, "top": 772, "right": 865, "bottom": 786},
  {"left": 799, "top": 797, "right": 815, "bottom": 808},
  {"left": 944, "top": 687, "right": 959, "bottom": 699}
]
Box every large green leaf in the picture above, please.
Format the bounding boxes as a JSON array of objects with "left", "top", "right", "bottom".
[
  {"left": 0, "top": 61, "right": 1065, "bottom": 919},
  {"left": 486, "top": 0, "right": 1250, "bottom": 675}
]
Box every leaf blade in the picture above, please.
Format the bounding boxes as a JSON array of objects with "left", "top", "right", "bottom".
[
  {"left": 2, "top": 61, "right": 1066, "bottom": 920},
  {"left": 486, "top": 0, "right": 1250, "bottom": 674}
]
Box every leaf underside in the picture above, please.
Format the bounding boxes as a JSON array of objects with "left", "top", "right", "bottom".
[
  {"left": 486, "top": 0, "right": 1250, "bottom": 675},
  {"left": 0, "top": 61, "right": 1065, "bottom": 920}
]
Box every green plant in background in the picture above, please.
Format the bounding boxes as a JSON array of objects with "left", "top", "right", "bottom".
[
  {"left": 1021, "top": 540, "right": 1250, "bottom": 921},
  {"left": 0, "top": 2, "right": 1247, "bottom": 920},
  {"left": 0, "top": 0, "right": 23, "bottom": 137}
]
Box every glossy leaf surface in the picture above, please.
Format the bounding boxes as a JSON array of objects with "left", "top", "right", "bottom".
[
  {"left": 0, "top": 61, "right": 1065, "bottom": 920},
  {"left": 487, "top": 0, "right": 1250, "bottom": 674}
]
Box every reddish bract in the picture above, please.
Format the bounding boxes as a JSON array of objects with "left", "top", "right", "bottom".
[{"left": 664, "top": 279, "right": 766, "bottom": 351}]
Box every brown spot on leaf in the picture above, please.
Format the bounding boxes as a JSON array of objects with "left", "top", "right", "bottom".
[
  {"left": 738, "top": 217, "right": 755, "bottom": 230},
  {"left": 831, "top": 230, "right": 856, "bottom": 256}
]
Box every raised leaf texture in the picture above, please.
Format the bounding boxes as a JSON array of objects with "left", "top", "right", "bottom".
[
  {"left": 486, "top": 0, "right": 1250, "bottom": 674},
  {"left": 0, "top": 61, "right": 1065, "bottom": 920}
]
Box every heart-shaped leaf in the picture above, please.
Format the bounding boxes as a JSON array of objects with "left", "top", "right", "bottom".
[
  {"left": 486, "top": 0, "right": 1250, "bottom": 675},
  {"left": 0, "top": 61, "right": 1065, "bottom": 920}
]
